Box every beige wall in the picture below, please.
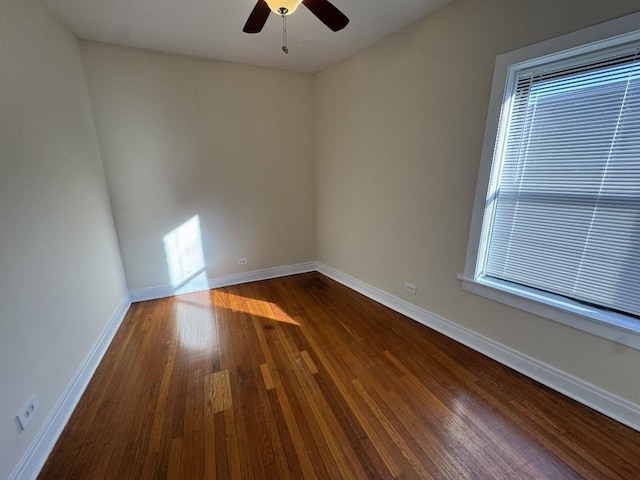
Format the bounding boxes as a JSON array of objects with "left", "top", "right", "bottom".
[
  {"left": 80, "top": 43, "right": 316, "bottom": 292},
  {"left": 315, "top": 0, "right": 640, "bottom": 405},
  {"left": 0, "top": 1, "right": 128, "bottom": 478}
]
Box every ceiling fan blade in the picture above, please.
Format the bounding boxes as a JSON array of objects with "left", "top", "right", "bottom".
[
  {"left": 302, "top": 0, "right": 349, "bottom": 32},
  {"left": 243, "top": 0, "right": 271, "bottom": 33}
]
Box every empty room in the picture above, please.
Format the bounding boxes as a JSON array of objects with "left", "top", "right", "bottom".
[{"left": 2, "top": 0, "right": 640, "bottom": 478}]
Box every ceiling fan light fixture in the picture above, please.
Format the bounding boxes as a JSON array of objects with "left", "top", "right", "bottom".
[{"left": 264, "top": 0, "right": 303, "bottom": 15}]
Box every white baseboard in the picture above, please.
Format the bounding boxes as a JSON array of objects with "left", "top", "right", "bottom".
[
  {"left": 316, "top": 262, "right": 640, "bottom": 432},
  {"left": 130, "top": 262, "right": 317, "bottom": 303},
  {"left": 9, "top": 295, "right": 132, "bottom": 480},
  {"left": 129, "top": 283, "right": 177, "bottom": 302},
  {"left": 209, "top": 262, "right": 317, "bottom": 289}
]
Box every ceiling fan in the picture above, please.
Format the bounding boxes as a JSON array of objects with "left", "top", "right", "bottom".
[{"left": 243, "top": 0, "right": 349, "bottom": 45}]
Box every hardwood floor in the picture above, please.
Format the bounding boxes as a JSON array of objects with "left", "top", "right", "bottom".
[{"left": 39, "top": 272, "right": 640, "bottom": 479}]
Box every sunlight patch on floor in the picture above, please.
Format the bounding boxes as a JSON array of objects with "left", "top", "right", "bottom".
[{"left": 212, "top": 290, "right": 300, "bottom": 325}]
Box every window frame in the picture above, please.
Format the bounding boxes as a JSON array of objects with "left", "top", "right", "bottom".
[{"left": 462, "top": 12, "right": 640, "bottom": 350}]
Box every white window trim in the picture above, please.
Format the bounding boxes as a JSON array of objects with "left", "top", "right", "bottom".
[{"left": 462, "top": 11, "right": 640, "bottom": 351}]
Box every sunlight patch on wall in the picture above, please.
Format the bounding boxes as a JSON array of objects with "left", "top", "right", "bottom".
[{"left": 163, "top": 215, "right": 208, "bottom": 294}]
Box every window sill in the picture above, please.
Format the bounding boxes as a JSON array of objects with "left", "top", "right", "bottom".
[{"left": 459, "top": 275, "right": 640, "bottom": 350}]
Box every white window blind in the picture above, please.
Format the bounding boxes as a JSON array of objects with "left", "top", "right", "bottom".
[{"left": 480, "top": 46, "right": 640, "bottom": 319}]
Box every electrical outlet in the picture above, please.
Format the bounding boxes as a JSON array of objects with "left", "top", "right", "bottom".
[
  {"left": 404, "top": 282, "right": 417, "bottom": 294},
  {"left": 237, "top": 258, "right": 248, "bottom": 265},
  {"left": 16, "top": 395, "right": 39, "bottom": 431}
]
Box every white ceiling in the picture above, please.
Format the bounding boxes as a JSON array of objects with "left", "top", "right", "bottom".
[{"left": 41, "top": 0, "right": 454, "bottom": 73}]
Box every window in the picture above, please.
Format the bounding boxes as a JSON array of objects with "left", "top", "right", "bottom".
[{"left": 463, "top": 13, "right": 640, "bottom": 349}]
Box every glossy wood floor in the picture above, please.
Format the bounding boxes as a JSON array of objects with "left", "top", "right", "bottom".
[{"left": 40, "top": 273, "right": 640, "bottom": 479}]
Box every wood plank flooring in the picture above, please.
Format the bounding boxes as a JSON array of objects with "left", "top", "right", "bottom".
[{"left": 39, "top": 272, "right": 640, "bottom": 479}]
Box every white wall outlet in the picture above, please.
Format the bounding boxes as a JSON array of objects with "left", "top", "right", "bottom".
[
  {"left": 237, "top": 258, "right": 248, "bottom": 265},
  {"left": 404, "top": 282, "right": 417, "bottom": 294},
  {"left": 16, "top": 395, "right": 39, "bottom": 431}
]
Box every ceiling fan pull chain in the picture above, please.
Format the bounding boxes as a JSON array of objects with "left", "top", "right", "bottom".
[{"left": 282, "top": 13, "right": 289, "bottom": 54}]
